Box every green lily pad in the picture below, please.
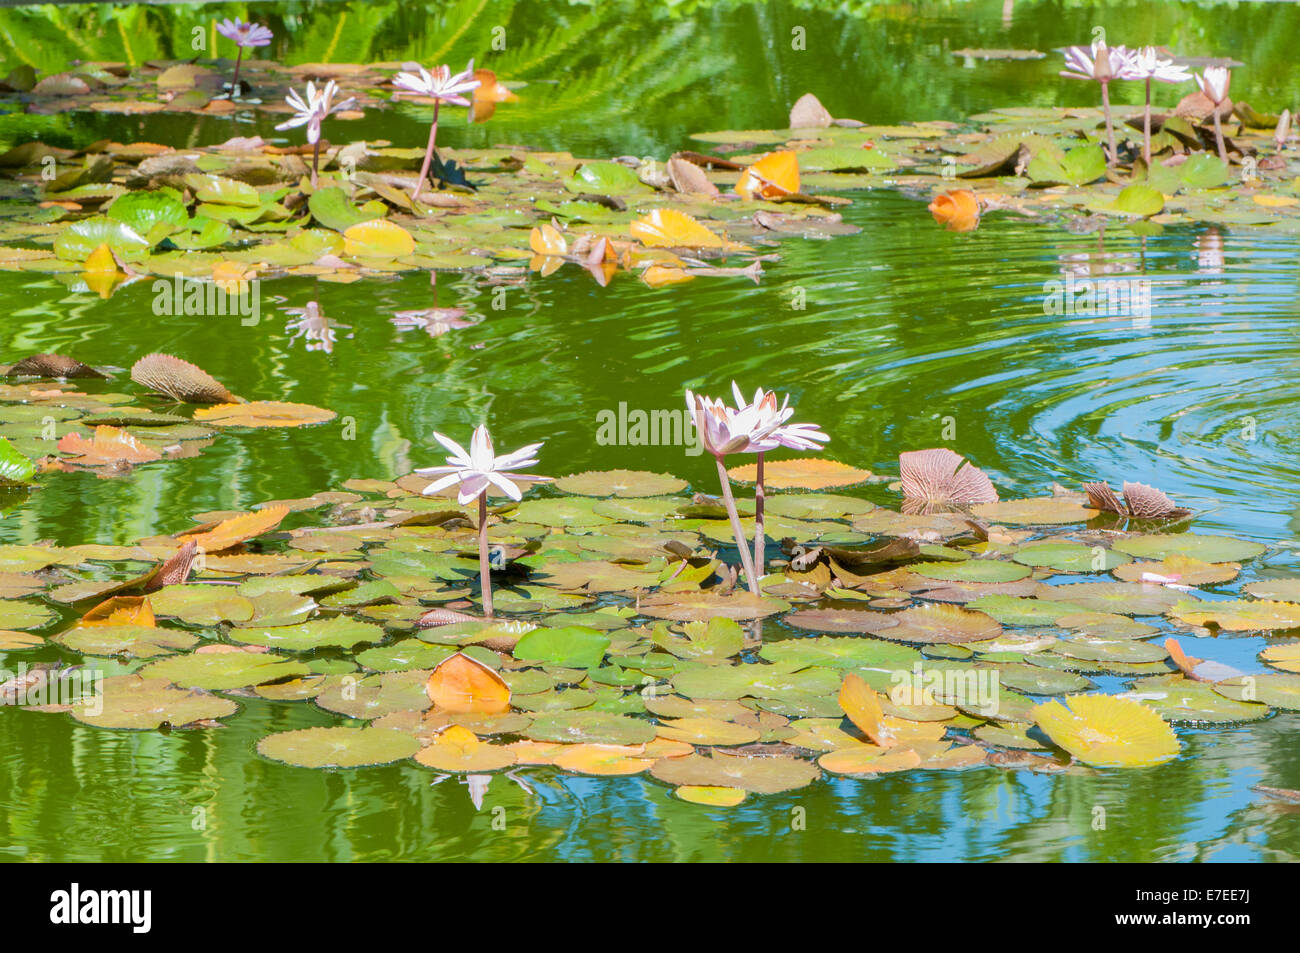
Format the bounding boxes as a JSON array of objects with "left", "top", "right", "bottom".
[
  {"left": 526, "top": 710, "right": 656, "bottom": 744},
  {"left": 139, "top": 651, "right": 311, "bottom": 690},
  {"left": 54, "top": 624, "right": 198, "bottom": 658},
  {"left": 257, "top": 726, "right": 421, "bottom": 768},
  {"left": 513, "top": 625, "right": 610, "bottom": 669},
  {"left": 1112, "top": 534, "right": 1267, "bottom": 564},
  {"left": 71, "top": 675, "right": 238, "bottom": 729},
  {"left": 229, "top": 616, "right": 385, "bottom": 651}
]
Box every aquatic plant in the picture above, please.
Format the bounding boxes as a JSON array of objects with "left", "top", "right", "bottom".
[
  {"left": 415, "top": 426, "right": 549, "bottom": 617},
  {"left": 728, "top": 383, "right": 828, "bottom": 583},
  {"left": 275, "top": 80, "right": 357, "bottom": 187},
  {"left": 1119, "top": 47, "right": 1191, "bottom": 165},
  {"left": 1061, "top": 40, "right": 1134, "bottom": 166},
  {"left": 391, "top": 61, "right": 481, "bottom": 201},
  {"left": 215, "top": 17, "right": 272, "bottom": 97},
  {"left": 1196, "top": 66, "right": 1233, "bottom": 162}
]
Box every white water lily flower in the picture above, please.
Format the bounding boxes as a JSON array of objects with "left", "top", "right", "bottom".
[
  {"left": 393, "top": 60, "right": 481, "bottom": 106},
  {"left": 729, "top": 382, "right": 829, "bottom": 452},
  {"left": 1196, "top": 66, "right": 1231, "bottom": 105},
  {"left": 1120, "top": 46, "right": 1191, "bottom": 84},
  {"left": 275, "top": 79, "right": 356, "bottom": 144},
  {"left": 416, "top": 425, "right": 549, "bottom": 503},
  {"left": 1061, "top": 40, "right": 1134, "bottom": 83}
]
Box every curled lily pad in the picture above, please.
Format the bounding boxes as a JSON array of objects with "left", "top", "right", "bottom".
[
  {"left": 554, "top": 469, "right": 688, "bottom": 497},
  {"left": 1032, "top": 694, "right": 1179, "bottom": 767},
  {"left": 71, "top": 675, "right": 238, "bottom": 730},
  {"left": 257, "top": 726, "right": 421, "bottom": 768}
]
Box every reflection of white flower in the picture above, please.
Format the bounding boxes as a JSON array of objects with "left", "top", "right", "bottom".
[
  {"left": 416, "top": 426, "right": 549, "bottom": 504},
  {"left": 1194, "top": 229, "right": 1224, "bottom": 275},
  {"left": 392, "top": 307, "right": 475, "bottom": 337},
  {"left": 392, "top": 61, "right": 480, "bottom": 106},
  {"left": 275, "top": 80, "right": 356, "bottom": 144},
  {"left": 283, "top": 301, "right": 351, "bottom": 353}
]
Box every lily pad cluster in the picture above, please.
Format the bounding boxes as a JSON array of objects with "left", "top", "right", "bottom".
[
  {"left": 2, "top": 456, "right": 1297, "bottom": 803},
  {"left": 0, "top": 353, "right": 334, "bottom": 482}
]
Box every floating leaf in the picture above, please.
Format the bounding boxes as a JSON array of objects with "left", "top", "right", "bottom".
[
  {"left": 554, "top": 469, "right": 687, "bottom": 497},
  {"left": 193, "top": 401, "right": 336, "bottom": 428},
  {"left": 425, "top": 652, "right": 511, "bottom": 714},
  {"left": 258, "top": 726, "right": 420, "bottom": 768},
  {"left": 72, "top": 675, "right": 238, "bottom": 730},
  {"left": 727, "top": 458, "right": 871, "bottom": 490},
  {"left": 1168, "top": 598, "right": 1300, "bottom": 632},
  {"left": 650, "top": 751, "right": 818, "bottom": 793},
  {"left": 1032, "top": 694, "right": 1179, "bottom": 767},
  {"left": 630, "top": 209, "right": 725, "bottom": 248}
]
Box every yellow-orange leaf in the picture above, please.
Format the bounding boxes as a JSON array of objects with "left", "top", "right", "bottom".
[
  {"left": 529, "top": 222, "right": 568, "bottom": 256},
  {"left": 425, "top": 651, "right": 511, "bottom": 714},
  {"left": 839, "top": 672, "right": 887, "bottom": 745},
  {"left": 735, "top": 150, "right": 800, "bottom": 200},
  {"left": 928, "top": 189, "right": 981, "bottom": 232},
  {"left": 177, "top": 504, "right": 290, "bottom": 553},
  {"left": 629, "top": 209, "right": 725, "bottom": 249},
  {"left": 80, "top": 596, "right": 156, "bottom": 628},
  {"left": 83, "top": 243, "right": 119, "bottom": 274},
  {"left": 57, "top": 426, "right": 162, "bottom": 465},
  {"left": 342, "top": 219, "right": 416, "bottom": 258}
]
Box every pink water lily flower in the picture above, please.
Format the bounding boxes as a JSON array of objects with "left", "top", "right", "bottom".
[
  {"left": 1119, "top": 47, "right": 1192, "bottom": 165},
  {"left": 416, "top": 425, "right": 549, "bottom": 617},
  {"left": 1195, "top": 66, "right": 1233, "bottom": 162},
  {"left": 1062, "top": 40, "right": 1135, "bottom": 166},
  {"left": 275, "top": 80, "right": 357, "bottom": 186},
  {"left": 393, "top": 61, "right": 481, "bottom": 106},
  {"left": 392, "top": 61, "right": 481, "bottom": 202},
  {"left": 216, "top": 18, "right": 273, "bottom": 97}
]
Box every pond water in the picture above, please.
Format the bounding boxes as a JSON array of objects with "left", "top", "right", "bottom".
[{"left": 2, "top": 0, "right": 1299, "bottom": 861}]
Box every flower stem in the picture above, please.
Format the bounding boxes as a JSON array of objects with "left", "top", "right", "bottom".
[
  {"left": 478, "top": 494, "right": 494, "bottom": 618},
  {"left": 231, "top": 48, "right": 244, "bottom": 98},
  {"left": 1100, "top": 79, "right": 1117, "bottom": 166},
  {"left": 412, "top": 100, "right": 441, "bottom": 202},
  {"left": 1212, "top": 107, "right": 1228, "bottom": 163},
  {"left": 310, "top": 138, "right": 321, "bottom": 189},
  {"left": 1143, "top": 78, "right": 1152, "bottom": 167},
  {"left": 714, "top": 456, "right": 758, "bottom": 595},
  {"left": 752, "top": 451, "right": 766, "bottom": 589}
]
